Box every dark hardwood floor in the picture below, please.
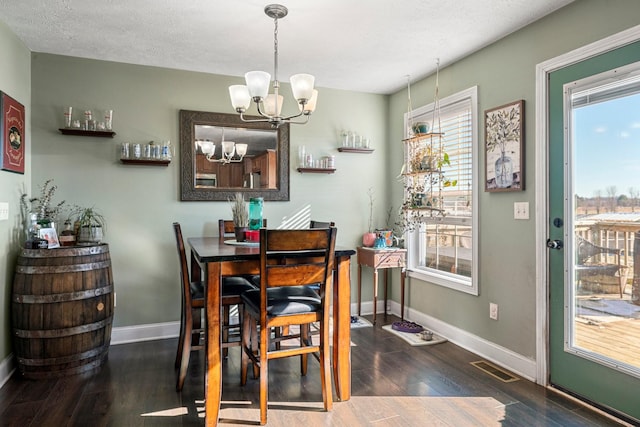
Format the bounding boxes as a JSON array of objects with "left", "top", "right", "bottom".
[{"left": 0, "top": 314, "right": 630, "bottom": 426}]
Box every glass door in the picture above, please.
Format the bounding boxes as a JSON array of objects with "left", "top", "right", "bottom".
[{"left": 548, "top": 42, "right": 640, "bottom": 421}]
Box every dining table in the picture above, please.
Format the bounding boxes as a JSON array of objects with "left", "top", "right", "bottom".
[{"left": 187, "top": 236, "right": 356, "bottom": 426}]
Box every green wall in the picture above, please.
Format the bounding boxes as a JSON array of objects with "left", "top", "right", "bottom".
[
  {"left": 3, "top": 0, "right": 640, "bottom": 369},
  {"left": 0, "top": 20, "right": 30, "bottom": 365},
  {"left": 388, "top": 0, "right": 640, "bottom": 359},
  {"left": 28, "top": 54, "right": 389, "bottom": 329}
]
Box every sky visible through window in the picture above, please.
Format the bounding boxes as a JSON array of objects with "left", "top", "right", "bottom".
[{"left": 574, "top": 92, "right": 640, "bottom": 199}]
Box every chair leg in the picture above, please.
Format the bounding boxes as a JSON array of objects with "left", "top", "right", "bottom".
[
  {"left": 191, "top": 307, "right": 202, "bottom": 345},
  {"left": 300, "top": 324, "right": 309, "bottom": 376},
  {"left": 176, "top": 317, "right": 193, "bottom": 392},
  {"left": 223, "top": 305, "right": 230, "bottom": 358},
  {"left": 320, "top": 320, "right": 333, "bottom": 412},
  {"left": 174, "top": 303, "right": 186, "bottom": 368},
  {"left": 240, "top": 309, "right": 251, "bottom": 386},
  {"left": 259, "top": 319, "right": 269, "bottom": 425},
  {"left": 251, "top": 319, "right": 259, "bottom": 379}
]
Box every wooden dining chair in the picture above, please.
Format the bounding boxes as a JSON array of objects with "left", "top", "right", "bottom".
[
  {"left": 217, "top": 219, "right": 267, "bottom": 355},
  {"left": 172, "top": 222, "right": 256, "bottom": 391},
  {"left": 240, "top": 227, "right": 337, "bottom": 425},
  {"left": 310, "top": 220, "right": 335, "bottom": 228}
]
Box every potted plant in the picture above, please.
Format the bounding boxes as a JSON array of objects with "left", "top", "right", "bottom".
[
  {"left": 73, "top": 205, "right": 106, "bottom": 244},
  {"left": 229, "top": 192, "right": 249, "bottom": 242},
  {"left": 362, "top": 188, "right": 377, "bottom": 247},
  {"left": 20, "top": 179, "right": 66, "bottom": 230}
]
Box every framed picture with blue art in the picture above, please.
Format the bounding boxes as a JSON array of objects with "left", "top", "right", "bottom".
[
  {"left": 485, "top": 100, "right": 524, "bottom": 192},
  {"left": 0, "top": 91, "right": 26, "bottom": 174}
]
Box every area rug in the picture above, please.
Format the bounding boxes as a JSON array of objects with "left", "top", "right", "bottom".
[
  {"left": 382, "top": 324, "right": 447, "bottom": 346},
  {"left": 349, "top": 315, "right": 373, "bottom": 329}
]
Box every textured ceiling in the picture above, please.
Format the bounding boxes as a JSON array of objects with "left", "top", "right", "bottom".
[{"left": 0, "top": 0, "right": 574, "bottom": 94}]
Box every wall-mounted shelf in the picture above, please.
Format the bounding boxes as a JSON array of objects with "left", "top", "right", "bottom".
[
  {"left": 297, "top": 167, "right": 336, "bottom": 174},
  {"left": 337, "top": 147, "right": 374, "bottom": 154},
  {"left": 120, "top": 158, "right": 170, "bottom": 166},
  {"left": 59, "top": 128, "right": 116, "bottom": 138}
]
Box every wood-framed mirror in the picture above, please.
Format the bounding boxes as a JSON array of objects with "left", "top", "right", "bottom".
[{"left": 179, "top": 110, "right": 290, "bottom": 201}]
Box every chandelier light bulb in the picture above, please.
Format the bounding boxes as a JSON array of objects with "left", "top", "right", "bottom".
[
  {"left": 229, "top": 85, "right": 251, "bottom": 112},
  {"left": 290, "top": 74, "right": 315, "bottom": 102},
  {"left": 245, "top": 71, "right": 271, "bottom": 100}
]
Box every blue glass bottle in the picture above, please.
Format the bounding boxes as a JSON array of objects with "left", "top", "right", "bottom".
[{"left": 249, "top": 197, "right": 263, "bottom": 230}]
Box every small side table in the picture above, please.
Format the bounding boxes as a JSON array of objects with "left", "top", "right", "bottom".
[{"left": 357, "top": 247, "right": 407, "bottom": 324}]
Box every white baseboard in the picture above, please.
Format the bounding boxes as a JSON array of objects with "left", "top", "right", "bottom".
[
  {"left": 0, "top": 353, "right": 15, "bottom": 389},
  {"left": 110, "top": 321, "right": 180, "bottom": 345},
  {"left": 386, "top": 300, "right": 537, "bottom": 382}
]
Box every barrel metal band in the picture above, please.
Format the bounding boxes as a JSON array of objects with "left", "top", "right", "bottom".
[
  {"left": 20, "top": 244, "right": 109, "bottom": 258},
  {"left": 13, "top": 317, "right": 113, "bottom": 339},
  {"left": 13, "top": 284, "right": 114, "bottom": 304},
  {"left": 17, "top": 343, "right": 110, "bottom": 366},
  {"left": 16, "top": 260, "right": 111, "bottom": 274}
]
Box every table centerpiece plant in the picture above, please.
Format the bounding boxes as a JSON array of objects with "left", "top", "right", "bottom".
[{"left": 229, "top": 192, "right": 249, "bottom": 242}]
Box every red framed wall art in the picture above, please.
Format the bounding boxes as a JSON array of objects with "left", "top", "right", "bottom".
[{"left": 1, "top": 91, "right": 25, "bottom": 174}]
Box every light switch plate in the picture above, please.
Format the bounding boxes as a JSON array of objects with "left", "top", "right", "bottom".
[
  {"left": 514, "top": 202, "right": 529, "bottom": 220},
  {"left": 0, "top": 202, "right": 8, "bottom": 221}
]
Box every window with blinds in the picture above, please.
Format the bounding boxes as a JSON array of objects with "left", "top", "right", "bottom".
[{"left": 404, "top": 86, "right": 478, "bottom": 294}]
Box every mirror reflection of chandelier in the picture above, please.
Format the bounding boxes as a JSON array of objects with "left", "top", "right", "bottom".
[
  {"left": 196, "top": 129, "right": 248, "bottom": 164},
  {"left": 228, "top": 4, "right": 318, "bottom": 127}
]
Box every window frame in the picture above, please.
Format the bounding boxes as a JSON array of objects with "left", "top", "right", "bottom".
[{"left": 403, "top": 86, "right": 479, "bottom": 295}]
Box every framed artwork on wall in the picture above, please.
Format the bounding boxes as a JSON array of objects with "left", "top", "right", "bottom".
[
  {"left": 1, "top": 91, "right": 26, "bottom": 174},
  {"left": 484, "top": 99, "right": 524, "bottom": 192}
]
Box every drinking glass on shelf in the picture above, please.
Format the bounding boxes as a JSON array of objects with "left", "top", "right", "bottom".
[
  {"left": 64, "top": 107, "right": 72, "bottom": 128},
  {"left": 298, "top": 146, "right": 306, "bottom": 167},
  {"left": 104, "top": 110, "right": 113, "bottom": 130}
]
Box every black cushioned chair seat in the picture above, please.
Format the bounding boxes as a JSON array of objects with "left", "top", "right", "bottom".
[
  {"left": 241, "top": 285, "right": 321, "bottom": 316},
  {"left": 189, "top": 277, "right": 255, "bottom": 301},
  {"left": 223, "top": 276, "right": 257, "bottom": 296}
]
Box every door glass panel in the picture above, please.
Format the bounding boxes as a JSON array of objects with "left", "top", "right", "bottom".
[{"left": 568, "top": 67, "right": 640, "bottom": 375}]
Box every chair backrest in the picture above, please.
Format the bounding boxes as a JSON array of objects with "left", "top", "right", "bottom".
[
  {"left": 310, "top": 220, "right": 335, "bottom": 229},
  {"left": 259, "top": 228, "right": 337, "bottom": 303},
  {"left": 173, "top": 222, "right": 193, "bottom": 307},
  {"left": 219, "top": 218, "right": 267, "bottom": 241}
]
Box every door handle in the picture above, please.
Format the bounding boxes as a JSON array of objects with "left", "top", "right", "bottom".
[{"left": 546, "top": 239, "right": 563, "bottom": 250}]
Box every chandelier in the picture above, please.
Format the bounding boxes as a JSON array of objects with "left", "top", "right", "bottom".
[
  {"left": 196, "top": 129, "right": 248, "bottom": 164},
  {"left": 228, "top": 4, "right": 318, "bottom": 127}
]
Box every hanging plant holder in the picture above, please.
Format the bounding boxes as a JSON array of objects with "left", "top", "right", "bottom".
[{"left": 399, "top": 60, "right": 455, "bottom": 233}]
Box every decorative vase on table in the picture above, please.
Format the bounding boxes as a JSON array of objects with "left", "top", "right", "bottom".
[
  {"left": 376, "top": 229, "right": 393, "bottom": 247},
  {"left": 249, "top": 197, "right": 263, "bottom": 230},
  {"left": 362, "top": 232, "right": 376, "bottom": 247},
  {"left": 494, "top": 151, "right": 513, "bottom": 188}
]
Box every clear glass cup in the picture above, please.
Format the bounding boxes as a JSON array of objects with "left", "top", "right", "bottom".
[
  {"left": 104, "top": 110, "right": 113, "bottom": 130},
  {"left": 64, "top": 107, "right": 72, "bottom": 128}
]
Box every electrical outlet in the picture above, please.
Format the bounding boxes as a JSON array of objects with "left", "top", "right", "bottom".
[
  {"left": 514, "top": 202, "right": 529, "bottom": 220},
  {"left": 489, "top": 302, "right": 498, "bottom": 320},
  {"left": 0, "top": 202, "right": 8, "bottom": 221}
]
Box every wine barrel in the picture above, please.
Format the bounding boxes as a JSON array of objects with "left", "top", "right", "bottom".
[{"left": 11, "top": 244, "right": 114, "bottom": 379}]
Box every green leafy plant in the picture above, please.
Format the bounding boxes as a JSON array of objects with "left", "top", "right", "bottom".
[
  {"left": 229, "top": 192, "right": 248, "bottom": 228},
  {"left": 20, "top": 179, "right": 66, "bottom": 223},
  {"left": 71, "top": 205, "right": 106, "bottom": 242},
  {"left": 73, "top": 205, "right": 107, "bottom": 229}
]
